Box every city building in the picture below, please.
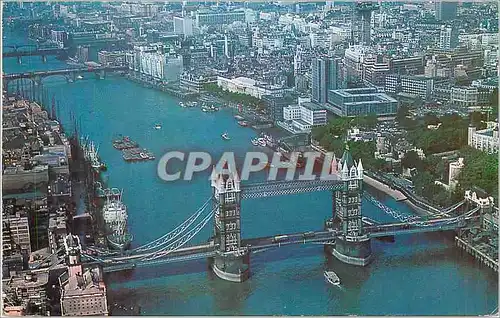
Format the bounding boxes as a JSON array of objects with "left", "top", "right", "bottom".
[
  {"left": 76, "top": 45, "right": 90, "bottom": 63},
  {"left": 129, "top": 45, "right": 183, "bottom": 82},
  {"left": 435, "top": 0, "right": 457, "bottom": 21},
  {"left": 327, "top": 87, "right": 398, "bottom": 117},
  {"left": 311, "top": 57, "right": 343, "bottom": 104},
  {"left": 3, "top": 212, "right": 31, "bottom": 255},
  {"left": 389, "top": 56, "right": 425, "bottom": 75},
  {"left": 3, "top": 165, "right": 49, "bottom": 193},
  {"left": 59, "top": 266, "right": 108, "bottom": 316},
  {"left": 195, "top": 10, "right": 245, "bottom": 28},
  {"left": 216, "top": 76, "right": 285, "bottom": 99},
  {"left": 282, "top": 101, "right": 327, "bottom": 133},
  {"left": 352, "top": 2, "right": 378, "bottom": 46},
  {"left": 400, "top": 75, "right": 435, "bottom": 100},
  {"left": 344, "top": 45, "right": 374, "bottom": 82},
  {"left": 50, "top": 30, "right": 67, "bottom": 48},
  {"left": 173, "top": 16, "right": 194, "bottom": 36},
  {"left": 262, "top": 95, "right": 288, "bottom": 122},
  {"left": 439, "top": 25, "right": 459, "bottom": 50},
  {"left": 4, "top": 271, "right": 49, "bottom": 314},
  {"left": 59, "top": 235, "right": 108, "bottom": 316},
  {"left": 97, "top": 51, "right": 126, "bottom": 66},
  {"left": 179, "top": 72, "right": 217, "bottom": 92},
  {"left": 451, "top": 86, "right": 476, "bottom": 107},
  {"left": 468, "top": 124, "right": 499, "bottom": 154},
  {"left": 448, "top": 157, "right": 465, "bottom": 189}
]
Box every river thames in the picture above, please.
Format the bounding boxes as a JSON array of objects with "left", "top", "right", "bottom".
[{"left": 3, "top": 28, "right": 498, "bottom": 315}]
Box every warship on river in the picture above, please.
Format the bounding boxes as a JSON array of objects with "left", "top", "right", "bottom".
[{"left": 102, "top": 188, "right": 133, "bottom": 250}]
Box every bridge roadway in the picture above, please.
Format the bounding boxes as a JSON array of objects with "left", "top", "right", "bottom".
[
  {"left": 86, "top": 205, "right": 481, "bottom": 273},
  {"left": 3, "top": 65, "right": 129, "bottom": 81},
  {"left": 96, "top": 216, "right": 475, "bottom": 264},
  {"left": 3, "top": 48, "right": 68, "bottom": 58}
]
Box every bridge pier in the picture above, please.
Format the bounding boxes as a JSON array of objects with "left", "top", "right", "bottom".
[
  {"left": 330, "top": 235, "right": 372, "bottom": 266},
  {"left": 210, "top": 250, "right": 250, "bottom": 283}
]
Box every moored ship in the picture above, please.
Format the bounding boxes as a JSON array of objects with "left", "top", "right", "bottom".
[
  {"left": 81, "top": 136, "right": 106, "bottom": 172},
  {"left": 102, "top": 189, "right": 133, "bottom": 250}
]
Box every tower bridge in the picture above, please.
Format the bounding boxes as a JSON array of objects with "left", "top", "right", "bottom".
[{"left": 69, "top": 146, "right": 486, "bottom": 282}]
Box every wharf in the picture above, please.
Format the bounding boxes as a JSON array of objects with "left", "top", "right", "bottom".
[
  {"left": 122, "top": 147, "right": 155, "bottom": 162},
  {"left": 112, "top": 136, "right": 138, "bottom": 150},
  {"left": 455, "top": 236, "right": 499, "bottom": 272}
]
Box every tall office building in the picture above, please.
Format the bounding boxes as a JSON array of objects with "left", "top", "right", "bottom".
[
  {"left": 312, "top": 57, "right": 343, "bottom": 104},
  {"left": 439, "top": 25, "right": 459, "bottom": 50},
  {"left": 352, "top": 2, "right": 378, "bottom": 46},
  {"left": 435, "top": 0, "right": 457, "bottom": 21}
]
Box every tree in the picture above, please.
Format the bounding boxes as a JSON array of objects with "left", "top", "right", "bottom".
[
  {"left": 423, "top": 113, "right": 440, "bottom": 126},
  {"left": 454, "top": 146, "right": 498, "bottom": 202},
  {"left": 401, "top": 150, "right": 423, "bottom": 170},
  {"left": 469, "top": 111, "right": 487, "bottom": 130},
  {"left": 489, "top": 88, "right": 498, "bottom": 120}
]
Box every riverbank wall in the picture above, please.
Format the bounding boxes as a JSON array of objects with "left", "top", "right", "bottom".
[
  {"left": 125, "top": 73, "right": 198, "bottom": 99},
  {"left": 363, "top": 174, "right": 407, "bottom": 202},
  {"left": 364, "top": 171, "right": 443, "bottom": 217}
]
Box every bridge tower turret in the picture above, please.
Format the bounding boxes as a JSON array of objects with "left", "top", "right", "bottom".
[
  {"left": 210, "top": 164, "right": 250, "bottom": 282},
  {"left": 329, "top": 144, "right": 372, "bottom": 266}
]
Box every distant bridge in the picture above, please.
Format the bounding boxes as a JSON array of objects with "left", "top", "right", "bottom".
[
  {"left": 2, "top": 66, "right": 128, "bottom": 91},
  {"left": 3, "top": 45, "right": 69, "bottom": 63}
]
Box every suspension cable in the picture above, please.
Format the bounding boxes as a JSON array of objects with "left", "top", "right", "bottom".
[
  {"left": 136, "top": 208, "right": 215, "bottom": 262},
  {"left": 131, "top": 197, "right": 212, "bottom": 252}
]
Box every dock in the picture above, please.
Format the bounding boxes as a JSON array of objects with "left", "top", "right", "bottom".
[
  {"left": 122, "top": 147, "right": 155, "bottom": 162},
  {"left": 112, "top": 136, "right": 138, "bottom": 150},
  {"left": 455, "top": 236, "right": 498, "bottom": 272}
]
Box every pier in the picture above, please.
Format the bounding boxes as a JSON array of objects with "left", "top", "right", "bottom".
[
  {"left": 455, "top": 236, "right": 499, "bottom": 272},
  {"left": 122, "top": 148, "right": 155, "bottom": 162}
]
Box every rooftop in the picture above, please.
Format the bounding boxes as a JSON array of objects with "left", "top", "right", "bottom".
[{"left": 301, "top": 102, "right": 325, "bottom": 111}]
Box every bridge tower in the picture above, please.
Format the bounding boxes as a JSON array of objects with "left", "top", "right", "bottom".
[
  {"left": 328, "top": 144, "right": 372, "bottom": 266},
  {"left": 210, "top": 164, "right": 250, "bottom": 282}
]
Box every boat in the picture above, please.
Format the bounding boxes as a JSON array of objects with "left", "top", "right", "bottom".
[
  {"left": 77, "top": 75, "right": 83, "bottom": 79},
  {"left": 82, "top": 138, "right": 105, "bottom": 173},
  {"left": 139, "top": 152, "right": 148, "bottom": 159},
  {"left": 257, "top": 138, "right": 267, "bottom": 147},
  {"left": 238, "top": 121, "right": 248, "bottom": 127},
  {"left": 251, "top": 138, "right": 259, "bottom": 146},
  {"left": 234, "top": 115, "right": 244, "bottom": 120},
  {"left": 324, "top": 271, "right": 341, "bottom": 286},
  {"left": 112, "top": 136, "right": 138, "bottom": 150},
  {"left": 221, "top": 132, "right": 231, "bottom": 141},
  {"left": 154, "top": 124, "right": 162, "bottom": 130},
  {"left": 102, "top": 189, "right": 133, "bottom": 250}
]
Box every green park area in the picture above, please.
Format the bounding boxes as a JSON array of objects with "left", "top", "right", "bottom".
[{"left": 312, "top": 104, "right": 498, "bottom": 207}]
